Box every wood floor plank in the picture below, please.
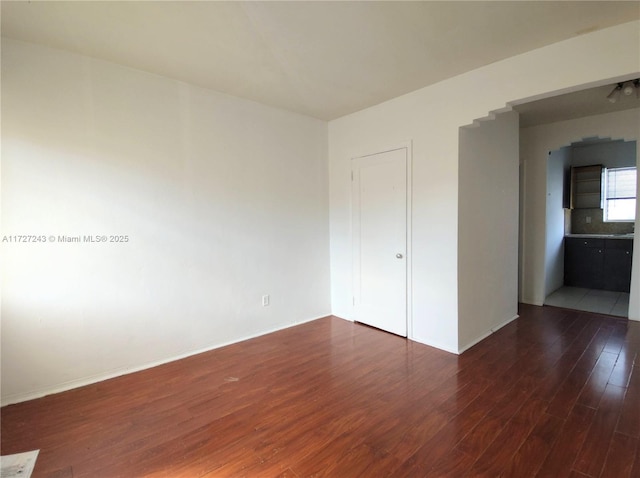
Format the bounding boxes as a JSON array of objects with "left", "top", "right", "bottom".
[
  {"left": 424, "top": 448, "right": 476, "bottom": 478},
  {"left": 465, "top": 398, "right": 549, "bottom": 477},
  {"left": 616, "top": 364, "right": 640, "bottom": 438},
  {"left": 454, "top": 381, "right": 535, "bottom": 458},
  {"left": 534, "top": 404, "right": 595, "bottom": 478},
  {"left": 600, "top": 432, "right": 639, "bottom": 478},
  {"left": 630, "top": 438, "right": 640, "bottom": 478},
  {"left": 531, "top": 318, "right": 605, "bottom": 402},
  {"left": 392, "top": 391, "right": 496, "bottom": 474},
  {"left": 384, "top": 395, "right": 492, "bottom": 476},
  {"left": 568, "top": 472, "right": 591, "bottom": 478},
  {"left": 40, "top": 467, "right": 74, "bottom": 478},
  {"left": 608, "top": 348, "right": 637, "bottom": 388},
  {"left": 575, "top": 350, "right": 618, "bottom": 409},
  {"left": 545, "top": 329, "right": 615, "bottom": 419},
  {"left": 2, "top": 308, "right": 638, "bottom": 478},
  {"left": 572, "top": 382, "right": 627, "bottom": 477},
  {"left": 499, "top": 412, "right": 564, "bottom": 478}
]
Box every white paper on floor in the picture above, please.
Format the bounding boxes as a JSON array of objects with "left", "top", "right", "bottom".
[{"left": 0, "top": 450, "right": 39, "bottom": 478}]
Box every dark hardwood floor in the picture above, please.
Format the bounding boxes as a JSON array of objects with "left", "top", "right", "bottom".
[{"left": 2, "top": 304, "right": 639, "bottom": 477}]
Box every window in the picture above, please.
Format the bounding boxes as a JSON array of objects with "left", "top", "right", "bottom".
[{"left": 603, "top": 167, "right": 637, "bottom": 222}]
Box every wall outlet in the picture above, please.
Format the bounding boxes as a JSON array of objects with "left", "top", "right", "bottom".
[
  {"left": 262, "top": 295, "right": 270, "bottom": 307},
  {"left": 586, "top": 216, "right": 591, "bottom": 224}
]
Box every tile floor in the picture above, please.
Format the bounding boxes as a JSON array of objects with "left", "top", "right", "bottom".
[{"left": 544, "top": 286, "right": 630, "bottom": 317}]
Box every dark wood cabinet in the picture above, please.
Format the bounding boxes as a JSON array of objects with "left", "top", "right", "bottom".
[
  {"left": 603, "top": 239, "right": 634, "bottom": 292},
  {"left": 570, "top": 165, "right": 602, "bottom": 209},
  {"left": 564, "top": 237, "right": 633, "bottom": 292},
  {"left": 564, "top": 237, "right": 604, "bottom": 289}
]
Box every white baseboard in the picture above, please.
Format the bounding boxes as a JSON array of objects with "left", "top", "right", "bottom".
[
  {"left": 521, "top": 297, "right": 544, "bottom": 307},
  {"left": 1, "top": 314, "right": 330, "bottom": 407},
  {"left": 409, "top": 335, "right": 459, "bottom": 355},
  {"left": 457, "top": 314, "right": 520, "bottom": 354},
  {"left": 333, "top": 316, "right": 459, "bottom": 354},
  {"left": 331, "top": 314, "right": 353, "bottom": 322}
]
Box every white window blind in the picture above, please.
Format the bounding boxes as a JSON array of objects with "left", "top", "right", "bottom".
[{"left": 604, "top": 167, "right": 637, "bottom": 222}]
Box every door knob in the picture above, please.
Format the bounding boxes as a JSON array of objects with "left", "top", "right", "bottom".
[{"left": 396, "top": 253, "right": 403, "bottom": 259}]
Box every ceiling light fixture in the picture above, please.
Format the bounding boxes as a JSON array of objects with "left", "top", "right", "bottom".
[
  {"left": 607, "top": 83, "right": 623, "bottom": 103},
  {"left": 606, "top": 79, "right": 640, "bottom": 103},
  {"left": 623, "top": 82, "right": 635, "bottom": 96}
]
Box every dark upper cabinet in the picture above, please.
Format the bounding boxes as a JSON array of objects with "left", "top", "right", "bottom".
[
  {"left": 570, "top": 165, "right": 602, "bottom": 209},
  {"left": 564, "top": 237, "right": 633, "bottom": 292}
]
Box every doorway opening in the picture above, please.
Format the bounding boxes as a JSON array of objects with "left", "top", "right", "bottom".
[{"left": 543, "top": 138, "right": 636, "bottom": 317}]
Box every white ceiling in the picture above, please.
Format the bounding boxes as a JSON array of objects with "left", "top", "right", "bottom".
[
  {"left": 515, "top": 82, "right": 640, "bottom": 128},
  {"left": 2, "top": 1, "right": 640, "bottom": 121}
]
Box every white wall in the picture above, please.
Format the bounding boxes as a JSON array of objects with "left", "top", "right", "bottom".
[
  {"left": 458, "top": 111, "right": 520, "bottom": 351},
  {"left": 329, "top": 21, "right": 640, "bottom": 353},
  {"left": 3, "top": 22, "right": 639, "bottom": 405},
  {"left": 572, "top": 139, "right": 636, "bottom": 169},
  {"left": 545, "top": 147, "right": 571, "bottom": 297},
  {"left": 520, "top": 108, "right": 640, "bottom": 320},
  {"left": 1, "top": 39, "right": 331, "bottom": 405}
]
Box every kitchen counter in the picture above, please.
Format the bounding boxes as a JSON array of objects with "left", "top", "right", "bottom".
[{"left": 565, "top": 233, "right": 634, "bottom": 239}]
